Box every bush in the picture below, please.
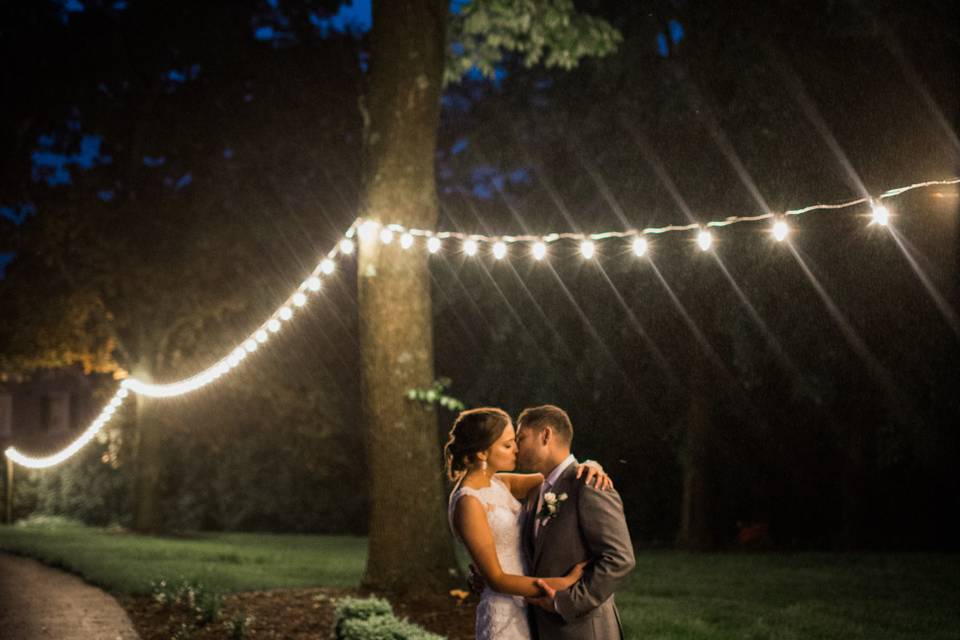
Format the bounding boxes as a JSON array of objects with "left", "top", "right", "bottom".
[
  {"left": 333, "top": 597, "right": 444, "bottom": 640},
  {"left": 338, "top": 614, "right": 445, "bottom": 640},
  {"left": 150, "top": 578, "right": 221, "bottom": 626}
]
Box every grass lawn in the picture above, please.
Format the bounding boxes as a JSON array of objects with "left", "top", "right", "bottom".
[{"left": 2, "top": 523, "right": 958, "bottom": 639}]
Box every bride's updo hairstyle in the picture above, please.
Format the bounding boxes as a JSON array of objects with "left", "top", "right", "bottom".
[{"left": 444, "top": 407, "right": 511, "bottom": 481}]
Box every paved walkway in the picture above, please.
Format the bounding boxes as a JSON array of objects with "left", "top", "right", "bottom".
[{"left": 0, "top": 553, "right": 139, "bottom": 640}]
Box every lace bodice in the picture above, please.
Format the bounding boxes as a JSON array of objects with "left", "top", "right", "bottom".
[{"left": 448, "top": 475, "right": 532, "bottom": 640}]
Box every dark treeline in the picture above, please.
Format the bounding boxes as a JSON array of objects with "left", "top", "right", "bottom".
[{"left": 2, "top": 0, "right": 958, "bottom": 548}]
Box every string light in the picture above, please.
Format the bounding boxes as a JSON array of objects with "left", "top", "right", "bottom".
[
  {"left": 697, "top": 229, "right": 713, "bottom": 251},
  {"left": 632, "top": 237, "right": 648, "bottom": 257},
  {"left": 532, "top": 241, "right": 547, "bottom": 261},
  {"left": 871, "top": 203, "right": 890, "bottom": 226},
  {"left": 772, "top": 220, "right": 790, "bottom": 242},
  {"left": 6, "top": 177, "right": 956, "bottom": 470},
  {"left": 580, "top": 241, "right": 595, "bottom": 259}
]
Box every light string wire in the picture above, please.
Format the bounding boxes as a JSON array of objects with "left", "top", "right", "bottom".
[{"left": 4, "top": 177, "right": 957, "bottom": 469}]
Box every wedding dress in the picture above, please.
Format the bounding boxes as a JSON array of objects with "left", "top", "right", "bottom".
[{"left": 448, "top": 475, "right": 533, "bottom": 640}]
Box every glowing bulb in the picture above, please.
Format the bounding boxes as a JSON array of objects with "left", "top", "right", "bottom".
[
  {"left": 697, "top": 229, "right": 713, "bottom": 252},
  {"left": 306, "top": 277, "right": 321, "bottom": 292},
  {"left": 267, "top": 319, "right": 281, "bottom": 333},
  {"left": 380, "top": 228, "right": 394, "bottom": 244},
  {"left": 339, "top": 239, "right": 355, "bottom": 255},
  {"left": 292, "top": 292, "right": 307, "bottom": 307},
  {"left": 532, "top": 241, "right": 547, "bottom": 261},
  {"left": 279, "top": 307, "right": 292, "bottom": 321},
  {"left": 320, "top": 259, "right": 335, "bottom": 275},
  {"left": 109, "top": 398, "right": 121, "bottom": 408},
  {"left": 244, "top": 339, "right": 258, "bottom": 353},
  {"left": 871, "top": 204, "right": 889, "bottom": 226},
  {"left": 232, "top": 347, "right": 247, "bottom": 361},
  {"left": 117, "top": 388, "right": 129, "bottom": 399},
  {"left": 400, "top": 233, "right": 414, "bottom": 249},
  {"left": 493, "top": 242, "right": 507, "bottom": 260},
  {"left": 580, "top": 240, "right": 595, "bottom": 259},
  {"left": 427, "top": 237, "right": 442, "bottom": 253},
  {"left": 255, "top": 330, "right": 268, "bottom": 343},
  {"left": 215, "top": 362, "right": 229, "bottom": 376},
  {"left": 632, "top": 237, "right": 648, "bottom": 257},
  {"left": 772, "top": 220, "right": 789, "bottom": 242},
  {"left": 464, "top": 239, "right": 478, "bottom": 256},
  {"left": 358, "top": 220, "right": 379, "bottom": 242}
]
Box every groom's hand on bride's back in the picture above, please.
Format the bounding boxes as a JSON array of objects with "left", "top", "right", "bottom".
[{"left": 467, "top": 564, "right": 486, "bottom": 595}]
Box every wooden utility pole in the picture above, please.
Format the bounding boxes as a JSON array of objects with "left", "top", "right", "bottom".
[{"left": 4, "top": 456, "right": 12, "bottom": 525}]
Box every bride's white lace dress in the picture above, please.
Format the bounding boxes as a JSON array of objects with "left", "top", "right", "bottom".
[{"left": 448, "top": 475, "right": 532, "bottom": 640}]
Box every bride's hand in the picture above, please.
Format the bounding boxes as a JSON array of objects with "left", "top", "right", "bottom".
[
  {"left": 576, "top": 460, "right": 614, "bottom": 490},
  {"left": 563, "top": 561, "right": 589, "bottom": 587}
]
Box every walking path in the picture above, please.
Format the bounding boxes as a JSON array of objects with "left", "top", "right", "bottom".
[{"left": 0, "top": 553, "right": 139, "bottom": 640}]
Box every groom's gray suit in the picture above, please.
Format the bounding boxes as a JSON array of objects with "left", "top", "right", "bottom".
[{"left": 523, "top": 460, "right": 635, "bottom": 639}]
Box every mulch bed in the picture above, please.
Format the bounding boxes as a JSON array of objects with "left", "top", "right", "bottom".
[{"left": 124, "top": 587, "right": 478, "bottom": 639}]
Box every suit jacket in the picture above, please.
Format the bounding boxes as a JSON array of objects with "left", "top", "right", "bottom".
[{"left": 523, "top": 463, "right": 635, "bottom": 639}]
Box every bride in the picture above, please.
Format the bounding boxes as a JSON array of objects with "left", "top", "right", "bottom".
[{"left": 445, "top": 407, "right": 612, "bottom": 640}]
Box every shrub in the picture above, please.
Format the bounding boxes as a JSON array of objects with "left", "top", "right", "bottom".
[
  {"left": 150, "top": 578, "right": 221, "bottom": 626},
  {"left": 338, "top": 614, "right": 445, "bottom": 640},
  {"left": 333, "top": 597, "right": 444, "bottom": 640}
]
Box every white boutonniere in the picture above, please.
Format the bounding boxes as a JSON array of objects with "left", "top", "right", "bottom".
[{"left": 536, "top": 491, "right": 568, "bottom": 526}]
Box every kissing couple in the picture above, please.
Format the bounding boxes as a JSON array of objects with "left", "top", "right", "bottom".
[{"left": 445, "top": 404, "right": 635, "bottom": 639}]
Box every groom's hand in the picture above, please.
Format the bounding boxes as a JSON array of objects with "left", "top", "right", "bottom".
[
  {"left": 467, "top": 564, "right": 486, "bottom": 596},
  {"left": 526, "top": 579, "right": 557, "bottom": 612}
]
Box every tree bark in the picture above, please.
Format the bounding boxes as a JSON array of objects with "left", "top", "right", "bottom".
[
  {"left": 676, "top": 354, "right": 714, "bottom": 551},
  {"left": 132, "top": 366, "right": 163, "bottom": 533},
  {"left": 358, "top": 0, "right": 458, "bottom": 592}
]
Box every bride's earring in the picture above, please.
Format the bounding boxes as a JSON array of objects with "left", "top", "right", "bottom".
[{"left": 480, "top": 460, "right": 487, "bottom": 472}]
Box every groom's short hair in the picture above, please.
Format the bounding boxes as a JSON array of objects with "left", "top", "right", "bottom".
[{"left": 517, "top": 404, "right": 573, "bottom": 445}]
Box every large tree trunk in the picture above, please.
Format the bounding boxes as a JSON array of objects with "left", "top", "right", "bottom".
[
  {"left": 358, "top": 0, "right": 458, "bottom": 593},
  {"left": 676, "top": 355, "right": 714, "bottom": 551},
  {"left": 132, "top": 366, "right": 163, "bottom": 533}
]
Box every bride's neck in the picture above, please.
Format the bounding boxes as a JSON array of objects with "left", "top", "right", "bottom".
[{"left": 463, "top": 469, "right": 494, "bottom": 487}]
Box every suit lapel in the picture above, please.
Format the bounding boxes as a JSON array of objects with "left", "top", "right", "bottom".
[{"left": 533, "top": 464, "right": 578, "bottom": 568}]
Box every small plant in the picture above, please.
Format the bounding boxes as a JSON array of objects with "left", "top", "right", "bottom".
[
  {"left": 338, "top": 614, "right": 445, "bottom": 640},
  {"left": 224, "top": 612, "right": 254, "bottom": 640},
  {"left": 150, "top": 577, "right": 221, "bottom": 627},
  {"left": 333, "top": 597, "right": 445, "bottom": 640},
  {"left": 406, "top": 377, "right": 466, "bottom": 412}
]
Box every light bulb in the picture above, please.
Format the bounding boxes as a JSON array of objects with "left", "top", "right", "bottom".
[
  {"left": 697, "top": 229, "right": 713, "bottom": 252},
  {"left": 117, "top": 388, "right": 129, "bottom": 399},
  {"left": 339, "top": 239, "right": 355, "bottom": 255},
  {"left": 532, "top": 241, "right": 547, "bottom": 261},
  {"left": 380, "top": 228, "right": 394, "bottom": 244},
  {"left": 464, "top": 239, "right": 478, "bottom": 256},
  {"left": 244, "top": 339, "right": 258, "bottom": 353},
  {"left": 772, "top": 220, "right": 789, "bottom": 242},
  {"left": 306, "top": 277, "right": 321, "bottom": 292},
  {"left": 292, "top": 292, "right": 307, "bottom": 307},
  {"left": 358, "top": 220, "right": 378, "bottom": 242},
  {"left": 268, "top": 319, "right": 281, "bottom": 333},
  {"left": 320, "top": 259, "right": 335, "bottom": 275},
  {"left": 400, "top": 233, "right": 414, "bottom": 249},
  {"left": 580, "top": 240, "right": 595, "bottom": 259},
  {"left": 279, "top": 307, "right": 292, "bottom": 321},
  {"left": 871, "top": 204, "right": 889, "bottom": 226},
  {"left": 255, "top": 330, "right": 268, "bottom": 343},
  {"left": 493, "top": 242, "right": 507, "bottom": 260},
  {"left": 427, "top": 237, "right": 442, "bottom": 253},
  {"left": 632, "top": 237, "right": 648, "bottom": 257}
]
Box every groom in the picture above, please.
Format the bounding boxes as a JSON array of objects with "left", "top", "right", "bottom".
[{"left": 516, "top": 405, "right": 635, "bottom": 639}]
